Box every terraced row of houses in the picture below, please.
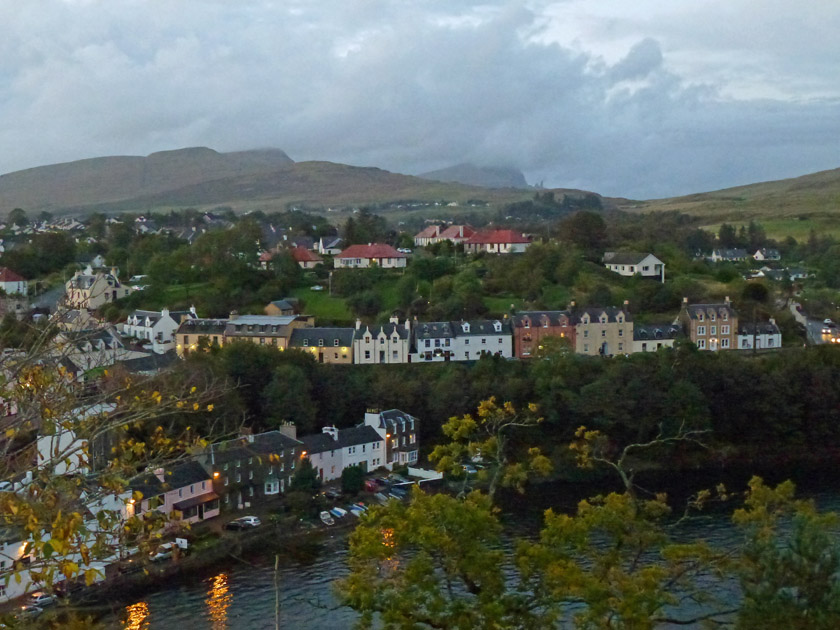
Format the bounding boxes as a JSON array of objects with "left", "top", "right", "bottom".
[{"left": 172, "top": 297, "right": 782, "bottom": 364}]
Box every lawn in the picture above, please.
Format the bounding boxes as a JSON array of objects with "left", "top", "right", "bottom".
[
  {"left": 701, "top": 216, "right": 840, "bottom": 242},
  {"left": 290, "top": 286, "right": 353, "bottom": 322},
  {"left": 483, "top": 295, "right": 525, "bottom": 316}
]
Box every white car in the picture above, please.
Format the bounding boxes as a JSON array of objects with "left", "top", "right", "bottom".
[
  {"left": 237, "top": 515, "right": 261, "bottom": 527},
  {"left": 310, "top": 285, "right": 325, "bottom": 291},
  {"left": 397, "top": 248, "right": 413, "bottom": 254},
  {"left": 29, "top": 592, "right": 55, "bottom": 607}
]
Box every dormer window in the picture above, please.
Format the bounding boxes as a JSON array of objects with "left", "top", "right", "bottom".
[
  {"left": 617, "top": 315, "right": 623, "bottom": 323},
  {"left": 600, "top": 316, "right": 607, "bottom": 324},
  {"left": 462, "top": 323, "right": 470, "bottom": 333},
  {"left": 493, "top": 322, "right": 502, "bottom": 332},
  {"left": 710, "top": 312, "right": 716, "bottom": 322},
  {"left": 333, "top": 339, "right": 339, "bottom": 346},
  {"left": 303, "top": 339, "right": 309, "bottom": 347},
  {"left": 723, "top": 312, "right": 728, "bottom": 321},
  {"left": 524, "top": 319, "right": 530, "bottom": 329},
  {"left": 698, "top": 313, "right": 704, "bottom": 321},
  {"left": 318, "top": 339, "right": 324, "bottom": 347}
]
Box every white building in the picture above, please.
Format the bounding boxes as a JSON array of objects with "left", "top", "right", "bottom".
[
  {"left": 302, "top": 425, "right": 386, "bottom": 482},
  {"left": 353, "top": 316, "right": 411, "bottom": 364},
  {"left": 123, "top": 307, "right": 196, "bottom": 354},
  {"left": 412, "top": 320, "right": 513, "bottom": 363},
  {"left": 334, "top": 244, "right": 407, "bottom": 269},
  {"left": 632, "top": 324, "right": 681, "bottom": 353},
  {"left": 603, "top": 252, "right": 665, "bottom": 282},
  {"left": 0, "top": 267, "right": 27, "bottom": 296},
  {"left": 737, "top": 319, "right": 782, "bottom": 350}
]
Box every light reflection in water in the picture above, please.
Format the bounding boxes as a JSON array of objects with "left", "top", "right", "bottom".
[
  {"left": 205, "top": 572, "right": 232, "bottom": 629},
  {"left": 123, "top": 601, "right": 150, "bottom": 630}
]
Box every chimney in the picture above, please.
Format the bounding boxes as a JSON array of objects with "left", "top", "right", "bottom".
[
  {"left": 229, "top": 310, "right": 239, "bottom": 320},
  {"left": 190, "top": 305, "right": 197, "bottom": 317},
  {"left": 389, "top": 314, "right": 399, "bottom": 325},
  {"left": 161, "top": 307, "right": 169, "bottom": 318},
  {"left": 683, "top": 297, "right": 689, "bottom": 304},
  {"left": 110, "top": 266, "right": 119, "bottom": 279},
  {"left": 355, "top": 318, "right": 362, "bottom": 330},
  {"left": 278, "top": 422, "right": 297, "bottom": 440},
  {"left": 404, "top": 318, "right": 410, "bottom": 332},
  {"left": 153, "top": 467, "right": 165, "bottom": 483},
  {"left": 322, "top": 426, "right": 339, "bottom": 441},
  {"left": 623, "top": 299, "right": 630, "bottom": 311},
  {"left": 769, "top": 317, "right": 776, "bottom": 325},
  {"left": 724, "top": 296, "right": 730, "bottom": 306}
]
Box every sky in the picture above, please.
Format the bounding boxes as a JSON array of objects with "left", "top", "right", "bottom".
[{"left": 1, "top": 0, "right": 838, "bottom": 199}]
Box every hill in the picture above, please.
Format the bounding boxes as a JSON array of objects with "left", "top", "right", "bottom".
[
  {"left": 419, "top": 163, "right": 529, "bottom": 189},
  {"left": 59, "top": 161, "right": 535, "bottom": 215},
  {"left": 0, "top": 147, "right": 294, "bottom": 213}
]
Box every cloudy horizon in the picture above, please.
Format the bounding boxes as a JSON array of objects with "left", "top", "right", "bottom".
[{"left": 1, "top": 1, "right": 838, "bottom": 199}]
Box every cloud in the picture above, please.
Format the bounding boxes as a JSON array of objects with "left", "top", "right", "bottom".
[{"left": 0, "top": 0, "right": 837, "bottom": 198}]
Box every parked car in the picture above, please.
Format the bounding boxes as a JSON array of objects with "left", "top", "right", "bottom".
[
  {"left": 397, "top": 248, "right": 413, "bottom": 254},
  {"left": 324, "top": 488, "right": 342, "bottom": 500},
  {"left": 150, "top": 542, "right": 177, "bottom": 562},
  {"left": 310, "top": 285, "right": 325, "bottom": 291},
  {"left": 29, "top": 592, "right": 55, "bottom": 607},
  {"left": 18, "top": 605, "right": 43, "bottom": 619},
  {"left": 224, "top": 516, "right": 261, "bottom": 531}
]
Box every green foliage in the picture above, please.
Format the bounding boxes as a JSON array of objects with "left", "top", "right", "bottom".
[
  {"left": 341, "top": 465, "right": 365, "bottom": 495},
  {"left": 290, "top": 457, "right": 321, "bottom": 493}
]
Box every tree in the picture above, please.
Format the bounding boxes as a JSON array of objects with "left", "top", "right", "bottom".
[
  {"left": 560, "top": 211, "right": 606, "bottom": 255},
  {"left": 9, "top": 207, "right": 28, "bottom": 227},
  {"left": 341, "top": 465, "right": 365, "bottom": 495},
  {"left": 290, "top": 457, "right": 321, "bottom": 493}
]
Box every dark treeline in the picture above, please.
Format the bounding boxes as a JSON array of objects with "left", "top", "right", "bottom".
[{"left": 182, "top": 342, "right": 840, "bottom": 467}]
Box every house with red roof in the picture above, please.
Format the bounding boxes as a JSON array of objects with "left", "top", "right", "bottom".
[
  {"left": 0, "top": 267, "right": 27, "bottom": 296},
  {"left": 290, "top": 246, "right": 324, "bottom": 269},
  {"left": 463, "top": 229, "right": 531, "bottom": 254},
  {"left": 334, "top": 244, "right": 407, "bottom": 269}
]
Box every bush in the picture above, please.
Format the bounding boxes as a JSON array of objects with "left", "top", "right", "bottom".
[{"left": 341, "top": 466, "right": 365, "bottom": 495}]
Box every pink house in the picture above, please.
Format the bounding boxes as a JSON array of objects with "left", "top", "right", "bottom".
[{"left": 131, "top": 461, "right": 220, "bottom": 527}]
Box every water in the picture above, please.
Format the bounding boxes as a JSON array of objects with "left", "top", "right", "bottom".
[{"left": 103, "top": 476, "right": 840, "bottom": 629}]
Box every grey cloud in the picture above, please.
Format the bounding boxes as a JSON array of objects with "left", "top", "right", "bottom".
[{"left": 0, "top": 1, "right": 837, "bottom": 199}]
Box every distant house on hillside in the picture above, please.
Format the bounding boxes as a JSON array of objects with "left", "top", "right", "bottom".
[
  {"left": 603, "top": 252, "right": 665, "bottom": 282},
  {"left": 64, "top": 267, "right": 130, "bottom": 310},
  {"left": 290, "top": 246, "right": 323, "bottom": 269},
  {"left": 288, "top": 327, "right": 354, "bottom": 364},
  {"left": 334, "top": 244, "right": 407, "bottom": 269},
  {"left": 708, "top": 249, "right": 748, "bottom": 263},
  {"left": 413, "top": 225, "right": 475, "bottom": 247},
  {"left": 463, "top": 229, "right": 530, "bottom": 254},
  {"left": 414, "top": 225, "right": 440, "bottom": 247},
  {"left": 264, "top": 299, "right": 297, "bottom": 317},
  {"left": 632, "top": 324, "right": 681, "bottom": 353},
  {"left": 318, "top": 236, "right": 344, "bottom": 255},
  {"left": 123, "top": 306, "right": 196, "bottom": 354},
  {"left": 753, "top": 248, "right": 780, "bottom": 261},
  {"left": 0, "top": 267, "right": 28, "bottom": 296}
]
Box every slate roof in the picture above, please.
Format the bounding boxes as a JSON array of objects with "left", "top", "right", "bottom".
[
  {"left": 337, "top": 243, "right": 405, "bottom": 259},
  {"left": 302, "top": 425, "right": 383, "bottom": 455},
  {"left": 176, "top": 318, "right": 227, "bottom": 336},
  {"left": 269, "top": 299, "right": 295, "bottom": 311},
  {"left": 573, "top": 307, "right": 633, "bottom": 324},
  {"left": 225, "top": 315, "right": 301, "bottom": 337},
  {"left": 451, "top": 320, "right": 509, "bottom": 335},
  {"left": 117, "top": 351, "right": 179, "bottom": 374},
  {"left": 414, "top": 321, "right": 455, "bottom": 340},
  {"left": 206, "top": 431, "right": 303, "bottom": 466},
  {"left": 683, "top": 303, "right": 737, "bottom": 320},
  {"left": 288, "top": 327, "right": 355, "bottom": 348},
  {"left": 711, "top": 248, "right": 748, "bottom": 260},
  {"left": 603, "top": 252, "right": 658, "bottom": 265},
  {"left": 739, "top": 321, "right": 781, "bottom": 335},
  {"left": 633, "top": 324, "right": 682, "bottom": 341},
  {"left": 512, "top": 311, "right": 573, "bottom": 328},
  {"left": 353, "top": 322, "right": 410, "bottom": 341},
  {"left": 374, "top": 409, "right": 417, "bottom": 431},
  {"left": 131, "top": 460, "right": 211, "bottom": 499}
]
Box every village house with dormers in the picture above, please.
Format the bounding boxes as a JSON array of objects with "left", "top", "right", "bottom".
[
  {"left": 708, "top": 249, "right": 748, "bottom": 263},
  {"left": 364, "top": 409, "right": 420, "bottom": 468},
  {"left": 64, "top": 267, "right": 131, "bottom": 310},
  {"left": 175, "top": 313, "right": 315, "bottom": 356},
  {"left": 512, "top": 311, "right": 576, "bottom": 359},
  {"left": 175, "top": 318, "right": 227, "bottom": 356},
  {"left": 573, "top": 302, "right": 634, "bottom": 356},
  {"left": 334, "top": 243, "right": 407, "bottom": 269},
  {"left": 318, "top": 236, "right": 344, "bottom": 255},
  {"left": 632, "top": 324, "right": 682, "bottom": 353},
  {"left": 678, "top": 297, "right": 738, "bottom": 351},
  {"left": 123, "top": 307, "right": 196, "bottom": 354},
  {"left": 302, "top": 424, "right": 386, "bottom": 483},
  {"left": 603, "top": 252, "right": 665, "bottom": 282},
  {"left": 414, "top": 224, "right": 476, "bottom": 247},
  {"left": 353, "top": 316, "right": 411, "bottom": 364},
  {"left": 463, "top": 229, "right": 531, "bottom": 254},
  {"left": 413, "top": 319, "right": 513, "bottom": 362},
  {"left": 288, "top": 327, "right": 355, "bottom": 364}
]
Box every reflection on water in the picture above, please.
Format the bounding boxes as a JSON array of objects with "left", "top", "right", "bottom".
[
  {"left": 123, "top": 602, "right": 150, "bottom": 630},
  {"left": 205, "top": 573, "right": 232, "bottom": 629}
]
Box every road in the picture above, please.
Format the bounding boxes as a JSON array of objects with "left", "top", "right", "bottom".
[{"left": 789, "top": 301, "right": 832, "bottom": 345}]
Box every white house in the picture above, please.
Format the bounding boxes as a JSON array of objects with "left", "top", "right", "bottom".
[
  {"left": 603, "top": 252, "right": 665, "bottom": 282},
  {"left": 334, "top": 244, "right": 407, "bottom": 269},
  {"left": 123, "top": 307, "right": 196, "bottom": 354},
  {"left": 301, "top": 425, "right": 386, "bottom": 482},
  {"left": 0, "top": 268, "right": 27, "bottom": 296},
  {"left": 353, "top": 316, "right": 411, "bottom": 364},
  {"left": 412, "top": 320, "right": 513, "bottom": 363},
  {"left": 708, "top": 249, "right": 748, "bottom": 263},
  {"left": 737, "top": 319, "right": 782, "bottom": 350},
  {"left": 632, "top": 324, "right": 681, "bottom": 353},
  {"left": 463, "top": 230, "right": 531, "bottom": 254},
  {"left": 318, "top": 237, "right": 344, "bottom": 255},
  {"left": 753, "top": 248, "right": 781, "bottom": 261}
]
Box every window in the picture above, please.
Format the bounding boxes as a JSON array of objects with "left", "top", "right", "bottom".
[
  {"left": 365, "top": 350, "right": 370, "bottom": 359},
  {"left": 248, "top": 457, "right": 253, "bottom": 464},
  {"left": 618, "top": 343, "right": 623, "bottom": 351},
  {"left": 318, "top": 339, "right": 324, "bottom": 347},
  {"left": 236, "top": 460, "right": 241, "bottom": 468},
  {"left": 722, "top": 325, "right": 730, "bottom": 334},
  {"left": 698, "top": 313, "right": 704, "bottom": 321},
  {"left": 303, "top": 339, "right": 309, "bottom": 347},
  {"left": 248, "top": 486, "right": 254, "bottom": 497},
  {"left": 618, "top": 329, "right": 623, "bottom": 337},
  {"left": 481, "top": 338, "right": 486, "bottom": 344},
  {"left": 768, "top": 338, "right": 775, "bottom": 347},
  {"left": 223, "top": 463, "right": 229, "bottom": 471},
  {"left": 710, "top": 326, "right": 717, "bottom": 336},
  {"left": 236, "top": 473, "right": 241, "bottom": 482},
  {"left": 465, "top": 339, "right": 469, "bottom": 345},
  {"left": 697, "top": 326, "right": 706, "bottom": 336},
  {"left": 698, "top": 339, "right": 706, "bottom": 349},
  {"left": 583, "top": 344, "right": 589, "bottom": 352},
  {"left": 435, "top": 339, "right": 440, "bottom": 347},
  {"left": 425, "top": 339, "right": 430, "bottom": 348},
  {"left": 201, "top": 481, "right": 206, "bottom": 490},
  {"left": 584, "top": 330, "right": 589, "bottom": 338},
  {"left": 524, "top": 320, "right": 530, "bottom": 328},
  {"left": 393, "top": 350, "right": 398, "bottom": 358},
  {"left": 224, "top": 477, "right": 229, "bottom": 486},
  {"left": 721, "top": 338, "right": 730, "bottom": 348},
  {"left": 334, "top": 339, "right": 339, "bottom": 346},
  {"left": 380, "top": 338, "right": 385, "bottom": 345},
  {"left": 362, "top": 444, "right": 366, "bottom": 452},
  {"left": 498, "top": 338, "right": 502, "bottom": 344},
  {"left": 249, "top": 470, "right": 254, "bottom": 480},
  {"left": 601, "top": 330, "right": 606, "bottom": 337},
  {"left": 710, "top": 312, "right": 716, "bottom": 321},
  {"left": 265, "top": 480, "right": 280, "bottom": 495}
]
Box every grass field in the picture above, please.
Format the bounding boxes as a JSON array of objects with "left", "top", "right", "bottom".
[
  {"left": 701, "top": 216, "right": 840, "bottom": 241},
  {"left": 290, "top": 286, "right": 352, "bottom": 322},
  {"left": 483, "top": 295, "right": 525, "bottom": 315}
]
